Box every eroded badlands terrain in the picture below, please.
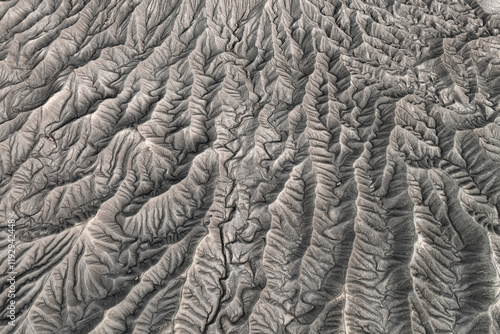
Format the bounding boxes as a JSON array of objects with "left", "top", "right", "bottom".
[{"left": 1, "top": 0, "right": 500, "bottom": 333}]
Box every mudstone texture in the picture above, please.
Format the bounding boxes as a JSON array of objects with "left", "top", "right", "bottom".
[{"left": 1, "top": 0, "right": 500, "bottom": 333}]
